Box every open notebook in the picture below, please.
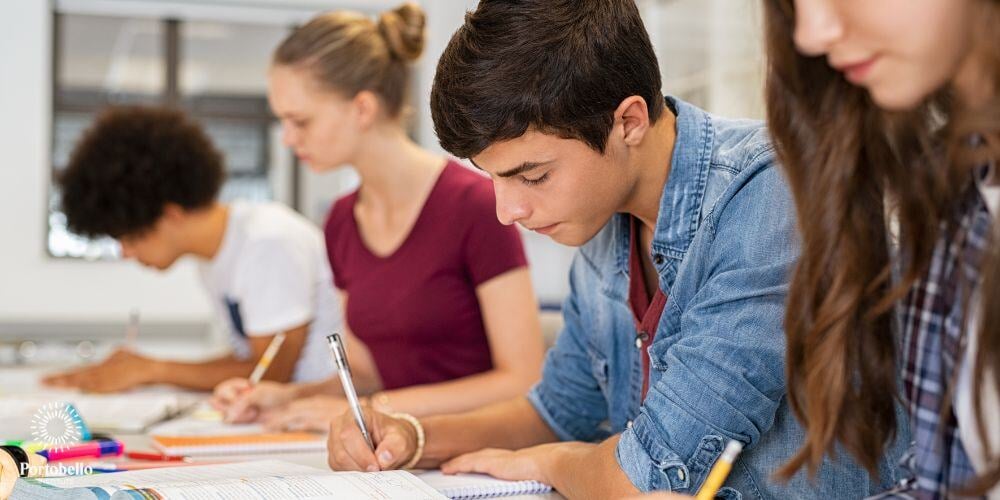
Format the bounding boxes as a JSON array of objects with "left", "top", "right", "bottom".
[
  {"left": 12, "top": 460, "right": 448, "bottom": 499},
  {"left": 418, "top": 471, "right": 553, "bottom": 499}
]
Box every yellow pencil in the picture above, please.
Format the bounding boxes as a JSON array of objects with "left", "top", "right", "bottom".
[
  {"left": 695, "top": 440, "right": 743, "bottom": 500},
  {"left": 248, "top": 332, "right": 287, "bottom": 383}
]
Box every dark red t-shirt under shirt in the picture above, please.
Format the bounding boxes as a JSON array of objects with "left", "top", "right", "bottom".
[
  {"left": 628, "top": 216, "right": 668, "bottom": 401},
  {"left": 324, "top": 162, "right": 528, "bottom": 390}
]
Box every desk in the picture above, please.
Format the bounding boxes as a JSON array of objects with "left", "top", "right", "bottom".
[{"left": 1, "top": 366, "right": 562, "bottom": 499}]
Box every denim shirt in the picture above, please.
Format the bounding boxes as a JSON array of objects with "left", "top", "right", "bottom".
[{"left": 527, "top": 97, "right": 907, "bottom": 499}]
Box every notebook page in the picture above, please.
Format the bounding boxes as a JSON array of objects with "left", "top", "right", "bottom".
[{"left": 417, "top": 471, "right": 553, "bottom": 498}]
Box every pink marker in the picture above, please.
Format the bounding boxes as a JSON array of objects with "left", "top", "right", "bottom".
[{"left": 39, "top": 439, "right": 124, "bottom": 462}]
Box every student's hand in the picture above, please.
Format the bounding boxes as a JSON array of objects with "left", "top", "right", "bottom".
[
  {"left": 41, "top": 348, "right": 156, "bottom": 393},
  {"left": 210, "top": 379, "right": 298, "bottom": 423},
  {"left": 440, "top": 442, "right": 588, "bottom": 485},
  {"left": 262, "top": 395, "right": 348, "bottom": 432},
  {"left": 327, "top": 409, "right": 418, "bottom": 472}
]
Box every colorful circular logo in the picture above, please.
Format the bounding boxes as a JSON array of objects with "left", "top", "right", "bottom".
[{"left": 30, "top": 402, "right": 84, "bottom": 451}]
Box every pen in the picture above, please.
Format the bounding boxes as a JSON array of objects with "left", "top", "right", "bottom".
[
  {"left": 223, "top": 332, "right": 286, "bottom": 422},
  {"left": 327, "top": 333, "right": 374, "bottom": 451},
  {"left": 124, "top": 309, "right": 140, "bottom": 349},
  {"left": 248, "top": 332, "right": 286, "bottom": 384},
  {"left": 695, "top": 440, "right": 743, "bottom": 500}
]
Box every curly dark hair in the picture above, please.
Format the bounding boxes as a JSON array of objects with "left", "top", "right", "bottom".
[{"left": 59, "top": 106, "right": 225, "bottom": 238}]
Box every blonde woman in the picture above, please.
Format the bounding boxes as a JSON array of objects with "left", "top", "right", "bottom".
[{"left": 213, "top": 3, "right": 545, "bottom": 431}]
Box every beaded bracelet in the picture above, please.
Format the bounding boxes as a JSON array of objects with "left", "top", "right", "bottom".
[{"left": 390, "top": 412, "right": 425, "bottom": 469}]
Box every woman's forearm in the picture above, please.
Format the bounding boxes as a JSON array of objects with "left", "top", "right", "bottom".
[{"left": 369, "top": 367, "right": 539, "bottom": 417}]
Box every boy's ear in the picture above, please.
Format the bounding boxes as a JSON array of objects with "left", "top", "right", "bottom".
[
  {"left": 614, "top": 96, "right": 651, "bottom": 147},
  {"left": 161, "top": 203, "right": 186, "bottom": 224}
]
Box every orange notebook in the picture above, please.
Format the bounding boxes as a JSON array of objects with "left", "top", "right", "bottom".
[{"left": 151, "top": 432, "right": 326, "bottom": 456}]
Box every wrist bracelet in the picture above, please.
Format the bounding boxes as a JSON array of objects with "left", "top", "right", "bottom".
[{"left": 390, "top": 412, "right": 425, "bottom": 469}]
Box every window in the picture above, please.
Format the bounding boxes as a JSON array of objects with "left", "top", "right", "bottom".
[
  {"left": 48, "top": 12, "right": 290, "bottom": 259},
  {"left": 638, "top": 0, "right": 765, "bottom": 119}
]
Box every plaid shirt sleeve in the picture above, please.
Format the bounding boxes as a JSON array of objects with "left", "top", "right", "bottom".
[{"left": 891, "top": 181, "right": 992, "bottom": 500}]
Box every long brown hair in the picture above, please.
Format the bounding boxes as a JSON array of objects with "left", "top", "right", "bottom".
[
  {"left": 763, "top": 0, "right": 1000, "bottom": 493},
  {"left": 272, "top": 2, "right": 425, "bottom": 118}
]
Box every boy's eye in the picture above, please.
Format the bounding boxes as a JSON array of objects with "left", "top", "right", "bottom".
[{"left": 521, "top": 172, "right": 549, "bottom": 186}]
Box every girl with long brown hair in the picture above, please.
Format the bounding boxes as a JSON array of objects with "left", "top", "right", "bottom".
[{"left": 763, "top": 0, "right": 1000, "bottom": 497}]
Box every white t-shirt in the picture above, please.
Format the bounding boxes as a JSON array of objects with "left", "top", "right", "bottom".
[
  {"left": 198, "top": 201, "right": 337, "bottom": 382},
  {"left": 955, "top": 179, "right": 1000, "bottom": 499}
]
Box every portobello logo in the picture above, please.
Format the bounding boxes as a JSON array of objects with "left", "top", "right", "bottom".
[{"left": 30, "top": 402, "right": 85, "bottom": 451}]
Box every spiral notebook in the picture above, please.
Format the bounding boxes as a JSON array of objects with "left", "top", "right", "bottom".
[
  {"left": 417, "top": 471, "right": 553, "bottom": 499},
  {"left": 151, "top": 432, "right": 326, "bottom": 456}
]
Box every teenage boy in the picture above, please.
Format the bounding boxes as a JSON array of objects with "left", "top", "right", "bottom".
[
  {"left": 325, "top": 0, "right": 907, "bottom": 498},
  {"left": 44, "top": 106, "right": 337, "bottom": 392}
]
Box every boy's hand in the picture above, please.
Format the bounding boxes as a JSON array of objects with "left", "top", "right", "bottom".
[
  {"left": 41, "top": 348, "right": 156, "bottom": 393},
  {"left": 327, "top": 408, "right": 418, "bottom": 472}
]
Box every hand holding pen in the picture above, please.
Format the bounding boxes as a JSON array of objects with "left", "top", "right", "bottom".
[
  {"left": 325, "top": 333, "right": 423, "bottom": 472},
  {"left": 214, "top": 333, "right": 287, "bottom": 422},
  {"left": 325, "top": 399, "right": 421, "bottom": 472}
]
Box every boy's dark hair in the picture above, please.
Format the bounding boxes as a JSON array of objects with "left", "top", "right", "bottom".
[
  {"left": 430, "top": 0, "right": 665, "bottom": 158},
  {"left": 59, "top": 106, "right": 225, "bottom": 239}
]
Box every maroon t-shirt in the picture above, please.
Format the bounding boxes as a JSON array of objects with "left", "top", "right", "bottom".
[{"left": 324, "top": 162, "right": 528, "bottom": 390}]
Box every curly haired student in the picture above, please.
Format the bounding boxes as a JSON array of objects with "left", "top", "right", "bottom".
[{"left": 46, "top": 105, "right": 338, "bottom": 392}]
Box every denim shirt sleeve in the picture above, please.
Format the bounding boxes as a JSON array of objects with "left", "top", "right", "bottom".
[
  {"left": 616, "top": 163, "right": 798, "bottom": 493},
  {"left": 527, "top": 252, "right": 611, "bottom": 443}
]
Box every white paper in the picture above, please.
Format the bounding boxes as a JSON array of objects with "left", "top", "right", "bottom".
[{"left": 35, "top": 460, "right": 447, "bottom": 499}]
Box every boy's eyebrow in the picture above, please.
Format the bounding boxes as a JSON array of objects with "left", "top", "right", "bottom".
[{"left": 488, "top": 160, "right": 553, "bottom": 178}]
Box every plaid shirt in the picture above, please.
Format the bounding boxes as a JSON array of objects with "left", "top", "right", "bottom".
[{"left": 871, "top": 176, "right": 993, "bottom": 500}]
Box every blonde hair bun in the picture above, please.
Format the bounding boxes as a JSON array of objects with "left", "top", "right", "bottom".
[{"left": 378, "top": 2, "right": 426, "bottom": 62}]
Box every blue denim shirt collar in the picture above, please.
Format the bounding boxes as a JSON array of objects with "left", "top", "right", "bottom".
[{"left": 611, "top": 96, "right": 712, "bottom": 287}]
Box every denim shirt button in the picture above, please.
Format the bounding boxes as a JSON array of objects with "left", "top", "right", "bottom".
[
  {"left": 626, "top": 420, "right": 633, "bottom": 429},
  {"left": 653, "top": 254, "right": 665, "bottom": 266},
  {"left": 635, "top": 331, "right": 649, "bottom": 349},
  {"left": 677, "top": 468, "right": 686, "bottom": 482}
]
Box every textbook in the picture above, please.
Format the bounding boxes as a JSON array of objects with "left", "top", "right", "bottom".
[
  {"left": 11, "top": 460, "right": 448, "bottom": 499},
  {"left": 418, "top": 470, "right": 554, "bottom": 499}
]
